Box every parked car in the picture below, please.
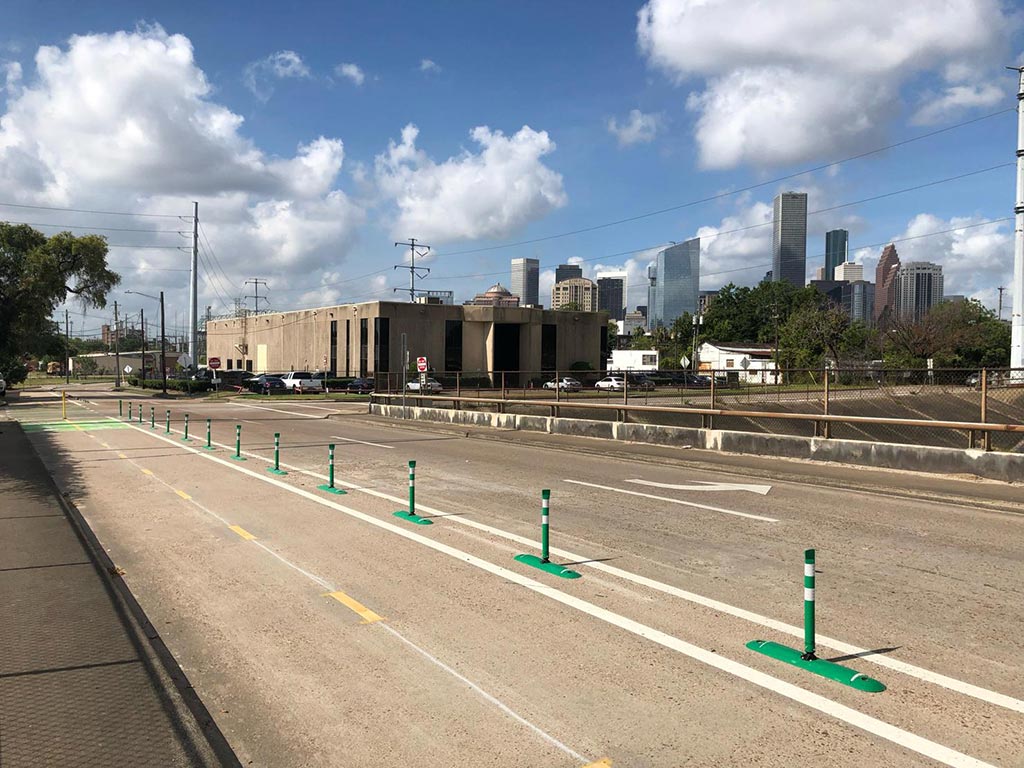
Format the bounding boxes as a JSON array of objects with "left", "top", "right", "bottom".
[
  {"left": 627, "top": 374, "right": 656, "bottom": 391},
  {"left": 347, "top": 377, "right": 375, "bottom": 394},
  {"left": 249, "top": 374, "right": 287, "bottom": 395},
  {"left": 406, "top": 377, "right": 443, "bottom": 393},
  {"left": 542, "top": 377, "right": 583, "bottom": 392},
  {"left": 0, "top": 373, "right": 6, "bottom": 397},
  {"left": 279, "top": 371, "right": 324, "bottom": 394},
  {"left": 595, "top": 376, "right": 625, "bottom": 391},
  {"left": 680, "top": 373, "right": 712, "bottom": 388}
]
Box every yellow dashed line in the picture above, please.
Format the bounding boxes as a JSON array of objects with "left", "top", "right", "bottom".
[
  {"left": 324, "top": 590, "right": 385, "bottom": 625},
  {"left": 174, "top": 489, "right": 192, "bottom": 500},
  {"left": 117, "top": 452, "right": 128, "bottom": 459},
  {"left": 229, "top": 525, "right": 256, "bottom": 541},
  {"left": 140, "top": 468, "right": 153, "bottom": 476},
  {"left": 583, "top": 760, "right": 612, "bottom": 768}
]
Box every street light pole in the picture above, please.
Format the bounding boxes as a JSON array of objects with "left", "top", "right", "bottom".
[{"left": 159, "top": 290, "right": 167, "bottom": 395}]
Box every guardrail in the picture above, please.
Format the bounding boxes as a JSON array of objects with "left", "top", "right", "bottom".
[{"left": 370, "top": 393, "right": 1024, "bottom": 452}]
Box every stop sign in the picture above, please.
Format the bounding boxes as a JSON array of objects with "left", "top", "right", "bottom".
[
  {"left": 208, "top": 357, "right": 221, "bottom": 369},
  {"left": 416, "top": 357, "right": 428, "bottom": 373}
]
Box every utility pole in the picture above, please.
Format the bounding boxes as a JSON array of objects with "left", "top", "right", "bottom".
[
  {"left": 393, "top": 238, "right": 431, "bottom": 302},
  {"left": 140, "top": 307, "right": 146, "bottom": 390},
  {"left": 1009, "top": 66, "right": 1024, "bottom": 377},
  {"left": 189, "top": 201, "right": 199, "bottom": 366},
  {"left": 998, "top": 286, "right": 1006, "bottom": 320},
  {"left": 64, "top": 309, "right": 70, "bottom": 385},
  {"left": 159, "top": 290, "right": 167, "bottom": 395},
  {"left": 244, "top": 278, "right": 269, "bottom": 313},
  {"left": 113, "top": 301, "right": 121, "bottom": 388}
]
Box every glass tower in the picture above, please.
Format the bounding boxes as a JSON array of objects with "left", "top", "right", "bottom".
[
  {"left": 772, "top": 192, "right": 808, "bottom": 287},
  {"left": 824, "top": 229, "right": 848, "bottom": 281},
  {"left": 597, "top": 276, "right": 625, "bottom": 321},
  {"left": 649, "top": 238, "right": 700, "bottom": 327}
]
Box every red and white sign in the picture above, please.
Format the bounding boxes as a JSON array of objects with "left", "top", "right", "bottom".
[
  {"left": 416, "top": 356, "right": 428, "bottom": 373},
  {"left": 208, "top": 357, "right": 221, "bottom": 370}
]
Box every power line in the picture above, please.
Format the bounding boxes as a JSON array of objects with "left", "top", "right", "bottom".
[
  {"left": 0, "top": 200, "right": 183, "bottom": 218},
  {"left": 433, "top": 108, "right": 1015, "bottom": 258},
  {"left": 0, "top": 219, "right": 185, "bottom": 234}
]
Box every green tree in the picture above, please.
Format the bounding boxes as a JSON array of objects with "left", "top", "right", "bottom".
[
  {"left": 780, "top": 301, "right": 848, "bottom": 368},
  {"left": 0, "top": 224, "right": 120, "bottom": 383},
  {"left": 556, "top": 301, "right": 581, "bottom": 311}
]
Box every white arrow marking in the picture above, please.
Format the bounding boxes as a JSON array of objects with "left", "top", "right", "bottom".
[{"left": 627, "top": 478, "right": 772, "bottom": 495}]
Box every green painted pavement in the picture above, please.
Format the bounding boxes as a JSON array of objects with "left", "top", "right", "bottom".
[{"left": 21, "top": 421, "right": 133, "bottom": 432}]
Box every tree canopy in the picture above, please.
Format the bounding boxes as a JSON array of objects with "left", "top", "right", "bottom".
[{"left": 0, "top": 223, "right": 120, "bottom": 383}]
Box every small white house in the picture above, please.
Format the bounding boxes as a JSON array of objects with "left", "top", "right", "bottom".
[
  {"left": 697, "top": 342, "right": 778, "bottom": 382},
  {"left": 607, "top": 349, "right": 659, "bottom": 371}
]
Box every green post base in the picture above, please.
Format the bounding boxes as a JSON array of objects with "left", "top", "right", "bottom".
[
  {"left": 181, "top": 436, "right": 191, "bottom": 442},
  {"left": 513, "top": 553, "right": 581, "bottom": 579},
  {"left": 746, "top": 640, "right": 886, "bottom": 692},
  {"left": 317, "top": 484, "right": 347, "bottom": 495},
  {"left": 230, "top": 455, "right": 247, "bottom": 462},
  {"left": 202, "top": 445, "right": 216, "bottom": 451},
  {"left": 267, "top": 467, "right": 288, "bottom": 475},
  {"left": 393, "top": 510, "right": 433, "bottom": 526}
]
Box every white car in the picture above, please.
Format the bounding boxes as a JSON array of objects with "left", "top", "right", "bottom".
[
  {"left": 542, "top": 377, "right": 582, "bottom": 392},
  {"left": 594, "top": 376, "right": 625, "bottom": 391},
  {"left": 407, "top": 377, "right": 443, "bottom": 393}
]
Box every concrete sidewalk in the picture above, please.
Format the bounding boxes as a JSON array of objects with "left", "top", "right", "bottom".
[{"left": 0, "top": 420, "right": 237, "bottom": 768}]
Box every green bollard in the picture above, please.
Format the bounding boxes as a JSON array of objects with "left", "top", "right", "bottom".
[
  {"left": 126, "top": 400, "right": 132, "bottom": 420},
  {"left": 514, "top": 490, "right": 579, "bottom": 578},
  {"left": 393, "top": 459, "right": 431, "bottom": 525},
  {"left": 119, "top": 399, "right": 123, "bottom": 417},
  {"left": 150, "top": 407, "right": 155, "bottom": 429},
  {"left": 231, "top": 424, "right": 246, "bottom": 461},
  {"left": 203, "top": 418, "right": 215, "bottom": 451},
  {"left": 803, "top": 548, "right": 816, "bottom": 659},
  {"left": 165, "top": 409, "right": 171, "bottom": 434},
  {"left": 317, "top": 444, "right": 346, "bottom": 494},
  {"left": 182, "top": 413, "right": 191, "bottom": 441},
  {"left": 267, "top": 432, "right": 288, "bottom": 475},
  {"left": 137, "top": 404, "right": 142, "bottom": 423}
]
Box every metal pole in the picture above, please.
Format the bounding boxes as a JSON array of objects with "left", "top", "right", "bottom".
[
  {"left": 140, "top": 307, "right": 146, "bottom": 389},
  {"left": 1010, "top": 67, "right": 1024, "bottom": 377},
  {"left": 802, "top": 549, "right": 816, "bottom": 660},
  {"left": 541, "top": 489, "right": 551, "bottom": 563},
  {"left": 64, "top": 309, "right": 70, "bottom": 385},
  {"left": 823, "top": 366, "right": 831, "bottom": 439},
  {"left": 113, "top": 300, "right": 122, "bottom": 388},
  {"left": 981, "top": 368, "right": 991, "bottom": 451},
  {"left": 189, "top": 201, "right": 199, "bottom": 363},
  {"left": 159, "top": 291, "right": 167, "bottom": 395}
]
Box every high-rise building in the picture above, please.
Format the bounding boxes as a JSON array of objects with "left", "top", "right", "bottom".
[
  {"left": 813, "top": 266, "right": 826, "bottom": 281},
  {"left": 834, "top": 262, "right": 864, "bottom": 282},
  {"left": 698, "top": 290, "right": 717, "bottom": 315},
  {"left": 896, "top": 261, "right": 944, "bottom": 322},
  {"left": 648, "top": 238, "right": 700, "bottom": 328},
  {"left": 555, "top": 264, "right": 583, "bottom": 283},
  {"left": 845, "top": 281, "right": 875, "bottom": 326},
  {"left": 596, "top": 276, "right": 625, "bottom": 321},
  {"left": 824, "top": 229, "right": 848, "bottom": 280},
  {"left": 873, "top": 244, "right": 901, "bottom": 325},
  {"left": 772, "top": 192, "right": 808, "bottom": 287},
  {"left": 511, "top": 257, "right": 540, "bottom": 306},
  {"left": 551, "top": 277, "right": 598, "bottom": 312}
]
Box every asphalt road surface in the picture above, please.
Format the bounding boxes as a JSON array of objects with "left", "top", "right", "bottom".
[{"left": 6, "top": 384, "right": 1023, "bottom": 767}]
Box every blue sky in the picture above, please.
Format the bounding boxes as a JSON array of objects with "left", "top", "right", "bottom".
[{"left": 1, "top": 0, "right": 1020, "bottom": 338}]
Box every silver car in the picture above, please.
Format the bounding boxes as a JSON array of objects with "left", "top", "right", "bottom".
[{"left": 407, "top": 377, "right": 443, "bottom": 393}]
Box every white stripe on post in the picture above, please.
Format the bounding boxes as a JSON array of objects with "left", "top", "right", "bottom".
[
  {"left": 804, "top": 588, "right": 815, "bottom": 602},
  {"left": 804, "top": 563, "right": 815, "bottom": 577}
]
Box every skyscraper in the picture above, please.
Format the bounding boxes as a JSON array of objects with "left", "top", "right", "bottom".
[
  {"left": 824, "top": 229, "right": 848, "bottom": 280},
  {"left": 896, "top": 262, "right": 944, "bottom": 322},
  {"left": 510, "top": 257, "right": 539, "bottom": 306},
  {"left": 555, "top": 264, "right": 583, "bottom": 283},
  {"left": 648, "top": 238, "right": 700, "bottom": 327},
  {"left": 833, "top": 262, "right": 863, "bottom": 282},
  {"left": 596, "top": 276, "right": 625, "bottom": 321},
  {"left": 873, "top": 243, "right": 901, "bottom": 326},
  {"left": 551, "top": 278, "right": 598, "bottom": 311},
  {"left": 844, "top": 281, "right": 875, "bottom": 326},
  {"left": 772, "top": 192, "right": 808, "bottom": 287}
]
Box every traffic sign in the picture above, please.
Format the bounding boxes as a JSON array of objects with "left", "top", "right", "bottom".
[
  {"left": 208, "top": 357, "right": 221, "bottom": 370},
  {"left": 178, "top": 353, "right": 192, "bottom": 368},
  {"left": 123, "top": 364, "right": 133, "bottom": 374},
  {"left": 416, "top": 356, "right": 428, "bottom": 373}
]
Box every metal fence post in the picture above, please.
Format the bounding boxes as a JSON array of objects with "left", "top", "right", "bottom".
[
  {"left": 822, "top": 367, "right": 831, "bottom": 439},
  {"left": 981, "top": 368, "right": 990, "bottom": 451}
]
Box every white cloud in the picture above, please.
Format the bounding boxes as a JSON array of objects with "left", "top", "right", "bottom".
[
  {"left": 335, "top": 62, "right": 365, "bottom": 86},
  {"left": 374, "top": 123, "right": 567, "bottom": 243},
  {"left": 607, "top": 109, "right": 661, "bottom": 146},
  {"left": 911, "top": 83, "right": 1003, "bottom": 125},
  {"left": 696, "top": 199, "right": 774, "bottom": 287},
  {"left": 3, "top": 61, "right": 21, "bottom": 96},
  {"left": 0, "top": 26, "right": 364, "bottom": 317},
  {"left": 636, "top": 0, "right": 1014, "bottom": 168},
  {"left": 243, "top": 50, "right": 310, "bottom": 101},
  {"left": 419, "top": 58, "right": 441, "bottom": 74}
]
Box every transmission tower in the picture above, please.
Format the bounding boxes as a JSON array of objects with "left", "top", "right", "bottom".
[{"left": 394, "top": 238, "right": 431, "bottom": 302}]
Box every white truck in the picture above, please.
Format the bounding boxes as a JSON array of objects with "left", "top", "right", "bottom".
[{"left": 279, "top": 371, "right": 324, "bottom": 394}]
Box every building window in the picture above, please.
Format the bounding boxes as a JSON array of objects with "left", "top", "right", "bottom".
[
  {"left": 359, "top": 318, "right": 368, "bottom": 378},
  {"left": 725, "top": 358, "right": 734, "bottom": 368},
  {"left": 445, "top": 320, "right": 463, "bottom": 372},
  {"left": 641, "top": 354, "right": 656, "bottom": 366},
  {"left": 330, "top": 320, "right": 338, "bottom": 376},
  {"left": 236, "top": 359, "right": 242, "bottom": 370},
  {"left": 541, "top": 324, "right": 557, "bottom": 372},
  {"left": 373, "top": 317, "right": 390, "bottom": 373},
  {"left": 245, "top": 359, "right": 253, "bottom": 372},
  {"left": 227, "top": 359, "right": 233, "bottom": 370}
]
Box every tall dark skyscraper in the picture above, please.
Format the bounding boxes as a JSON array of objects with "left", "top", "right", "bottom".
[
  {"left": 824, "top": 229, "right": 848, "bottom": 280},
  {"left": 648, "top": 238, "right": 700, "bottom": 327},
  {"left": 555, "top": 264, "right": 583, "bottom": 283},
  {"left": 772, "top": 192, "right": 808, "bottom": 287},
  {"left": 510, "top": 257, "right": 539, "bottom": 306},
  {"left": 597, "top": 276, "right": 625, "bottom": 321}
]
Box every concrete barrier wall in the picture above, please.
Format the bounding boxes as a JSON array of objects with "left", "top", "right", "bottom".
[{"left": 369, "top": 403, "right": 1024, "bottom": 483}]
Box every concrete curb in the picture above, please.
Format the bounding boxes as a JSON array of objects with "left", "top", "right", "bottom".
[{"left": 369, "top": 403, "right": 1024, "bottom": 483}]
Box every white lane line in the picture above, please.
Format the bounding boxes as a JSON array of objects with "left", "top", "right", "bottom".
[
  {"left": 93, "top": 411, "right": 997, "bottom": 767},
  {"left": 81, "top": 401, "right": 1024, "bottom": 718},
  {"left": 285, "top": 403, "right": 353, "bottom": 412},
  {"left": 231, "top": 402, "right": 321, "bottom": 418},
  {"left": 627, "top": 478, "right": 773, "bottom": 495},
  {"left": 331, "top": 435, "right": 394, "bottom": 449},
  {"left": 565, "top": 479, "right": 778, "bottom": 523}
]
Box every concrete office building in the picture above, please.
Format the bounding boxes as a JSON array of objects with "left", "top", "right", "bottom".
[
  {"left": 833, "top": 261, "right": 864, "bottom": 282},
  {"left": 772, "top": 192, "right": 808, "bottom": 287},
  {"left": 648, "top": 238, "right": 700, "bottom": 328},
  {"left": 596, "top": 275, "right": 625, "bottom": 320},
  {"left": 554, "top": 264, "right": 583, "bottom": 283},
  {"left": 874, "top": 243, "right": 901, "bottom": 326},
  {"left": 552, "top": 277, "right": 598, "bottom": 312},
  {"left": 206, "top": 301, "right": 607, "bottom": 382},
  {"left": 511, "top": 257, "right": 540, "bottom": 307},
  {"left": 896, "top": 261, "right": 944, "bottom": 322},
  {"left": 824, "top": 229, "right": 848, "bottom": 280}
]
